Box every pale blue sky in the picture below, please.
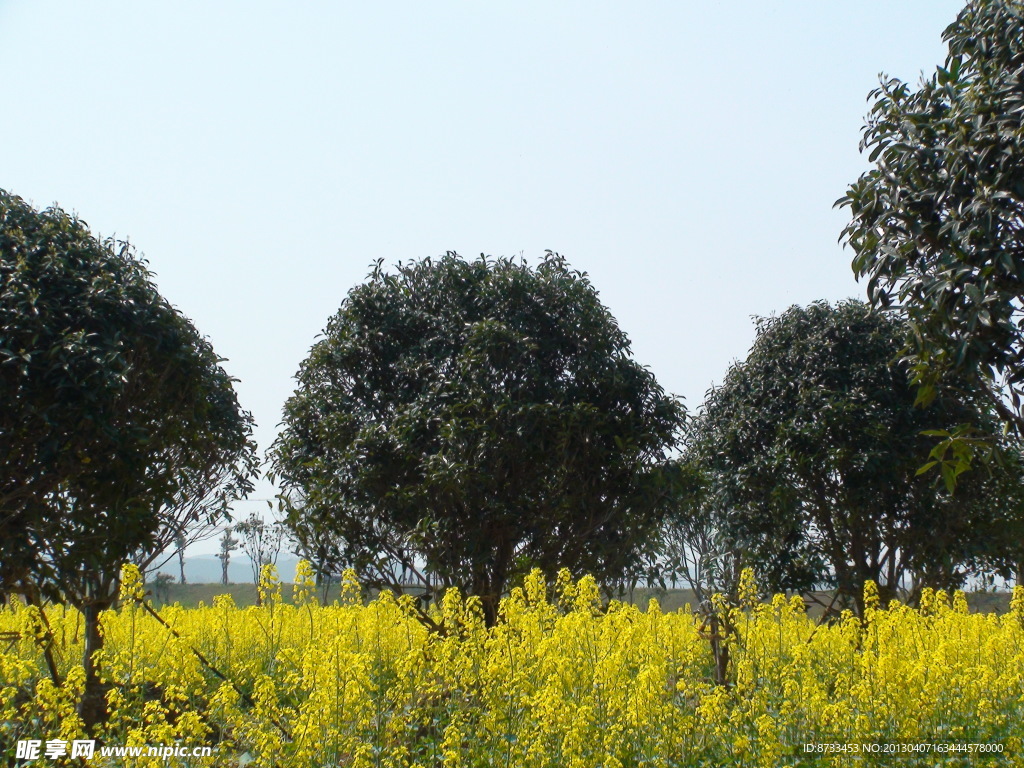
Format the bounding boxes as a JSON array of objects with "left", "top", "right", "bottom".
[{"left": 1, "top": 1, "right": 966, "bottom": 544}]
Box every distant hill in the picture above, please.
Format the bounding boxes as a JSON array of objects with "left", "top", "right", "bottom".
[{"left": 151, "top": 554, "right": 299, "bottom": 585}]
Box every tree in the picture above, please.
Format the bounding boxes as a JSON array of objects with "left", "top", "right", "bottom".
[
  {"left": 271, "top": 252, "right": 685, "bottom": 625},
  {"left": 152, "top": 572, "right": 175, "bottom": 604},
  {"left": 175, "top": 532, "right": 188, "bottom": 585},
  {"left": 659, "top": 464, "right": 742, "bottom": 605},
  {"left": 128, "top": 468, "right": 249, "bottom": 584},
  {"left": 234, "top": 510, "right": 284, "bottom": 603},
  {"left": 121, "top": 468, "right": 248, "bottom": 588},
  {"left": 0, "top": 190, "right": 257, "bottom": 727},
  {"left": 687, "top": 301, "right": 1024, "bottom": 615},
  {"left": 217, "top": 526, "right": 240, "bottom": 586},
  {"left": 839, "top": 0, "right": 1024, "bottom": 434},
  {"left": 283, "top": 492, "right": 346, "bottom": 603}
]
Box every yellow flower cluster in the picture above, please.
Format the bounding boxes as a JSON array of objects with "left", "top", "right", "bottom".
[{"left": 2, "top": 566, "right": 1023, "bottom": 767}]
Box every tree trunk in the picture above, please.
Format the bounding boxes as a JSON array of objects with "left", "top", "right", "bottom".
[
  {"left": 78, "top": 600, "right": 111, "bottom": 731},
  {"left": 471, "top": 566, "right": 506, "bottom": 628},
  {"left": 479, "top": 590, "right": 499, "bottom": 628},
  {"left": 475, "top": 537, "right": 515, "bottom": 628},
  {"left": 708, "top": 612, "right": 730, "bottom": 687}
]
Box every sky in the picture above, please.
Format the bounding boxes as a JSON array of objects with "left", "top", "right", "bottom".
[{"left": 0, "top": 1, "right": 968, "bottom": 552}]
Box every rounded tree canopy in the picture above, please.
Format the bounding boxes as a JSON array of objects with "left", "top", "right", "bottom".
[
  {"left": 0, "top": 189, "right": 257, "bottom": 595},
  {"left": 272, "top": 252, "right": 685, "bottom": 622},
  {"left": 688, "top": 300, "right": 1024, "bottom": 607}
]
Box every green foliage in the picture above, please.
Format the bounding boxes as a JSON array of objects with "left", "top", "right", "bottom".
[
  {"left": 1, "top": 189, "right": 258, "bottom": 597},
  {"left": 686, "top": 300, "right": 1024, "bottom": 613},
  {"left": 271, "top": 252, "right": 685, "bottom": 623},
  {"left": 839, "top": 0, "right": 1024, "bottom": 432},
  {"left": 0, "top": 189, "right": 258, "bottom": 726}
]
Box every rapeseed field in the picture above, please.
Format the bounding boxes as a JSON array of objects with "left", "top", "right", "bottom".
[{"left": 1, "top": 564, "right": 1021, "bottom": 767}]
